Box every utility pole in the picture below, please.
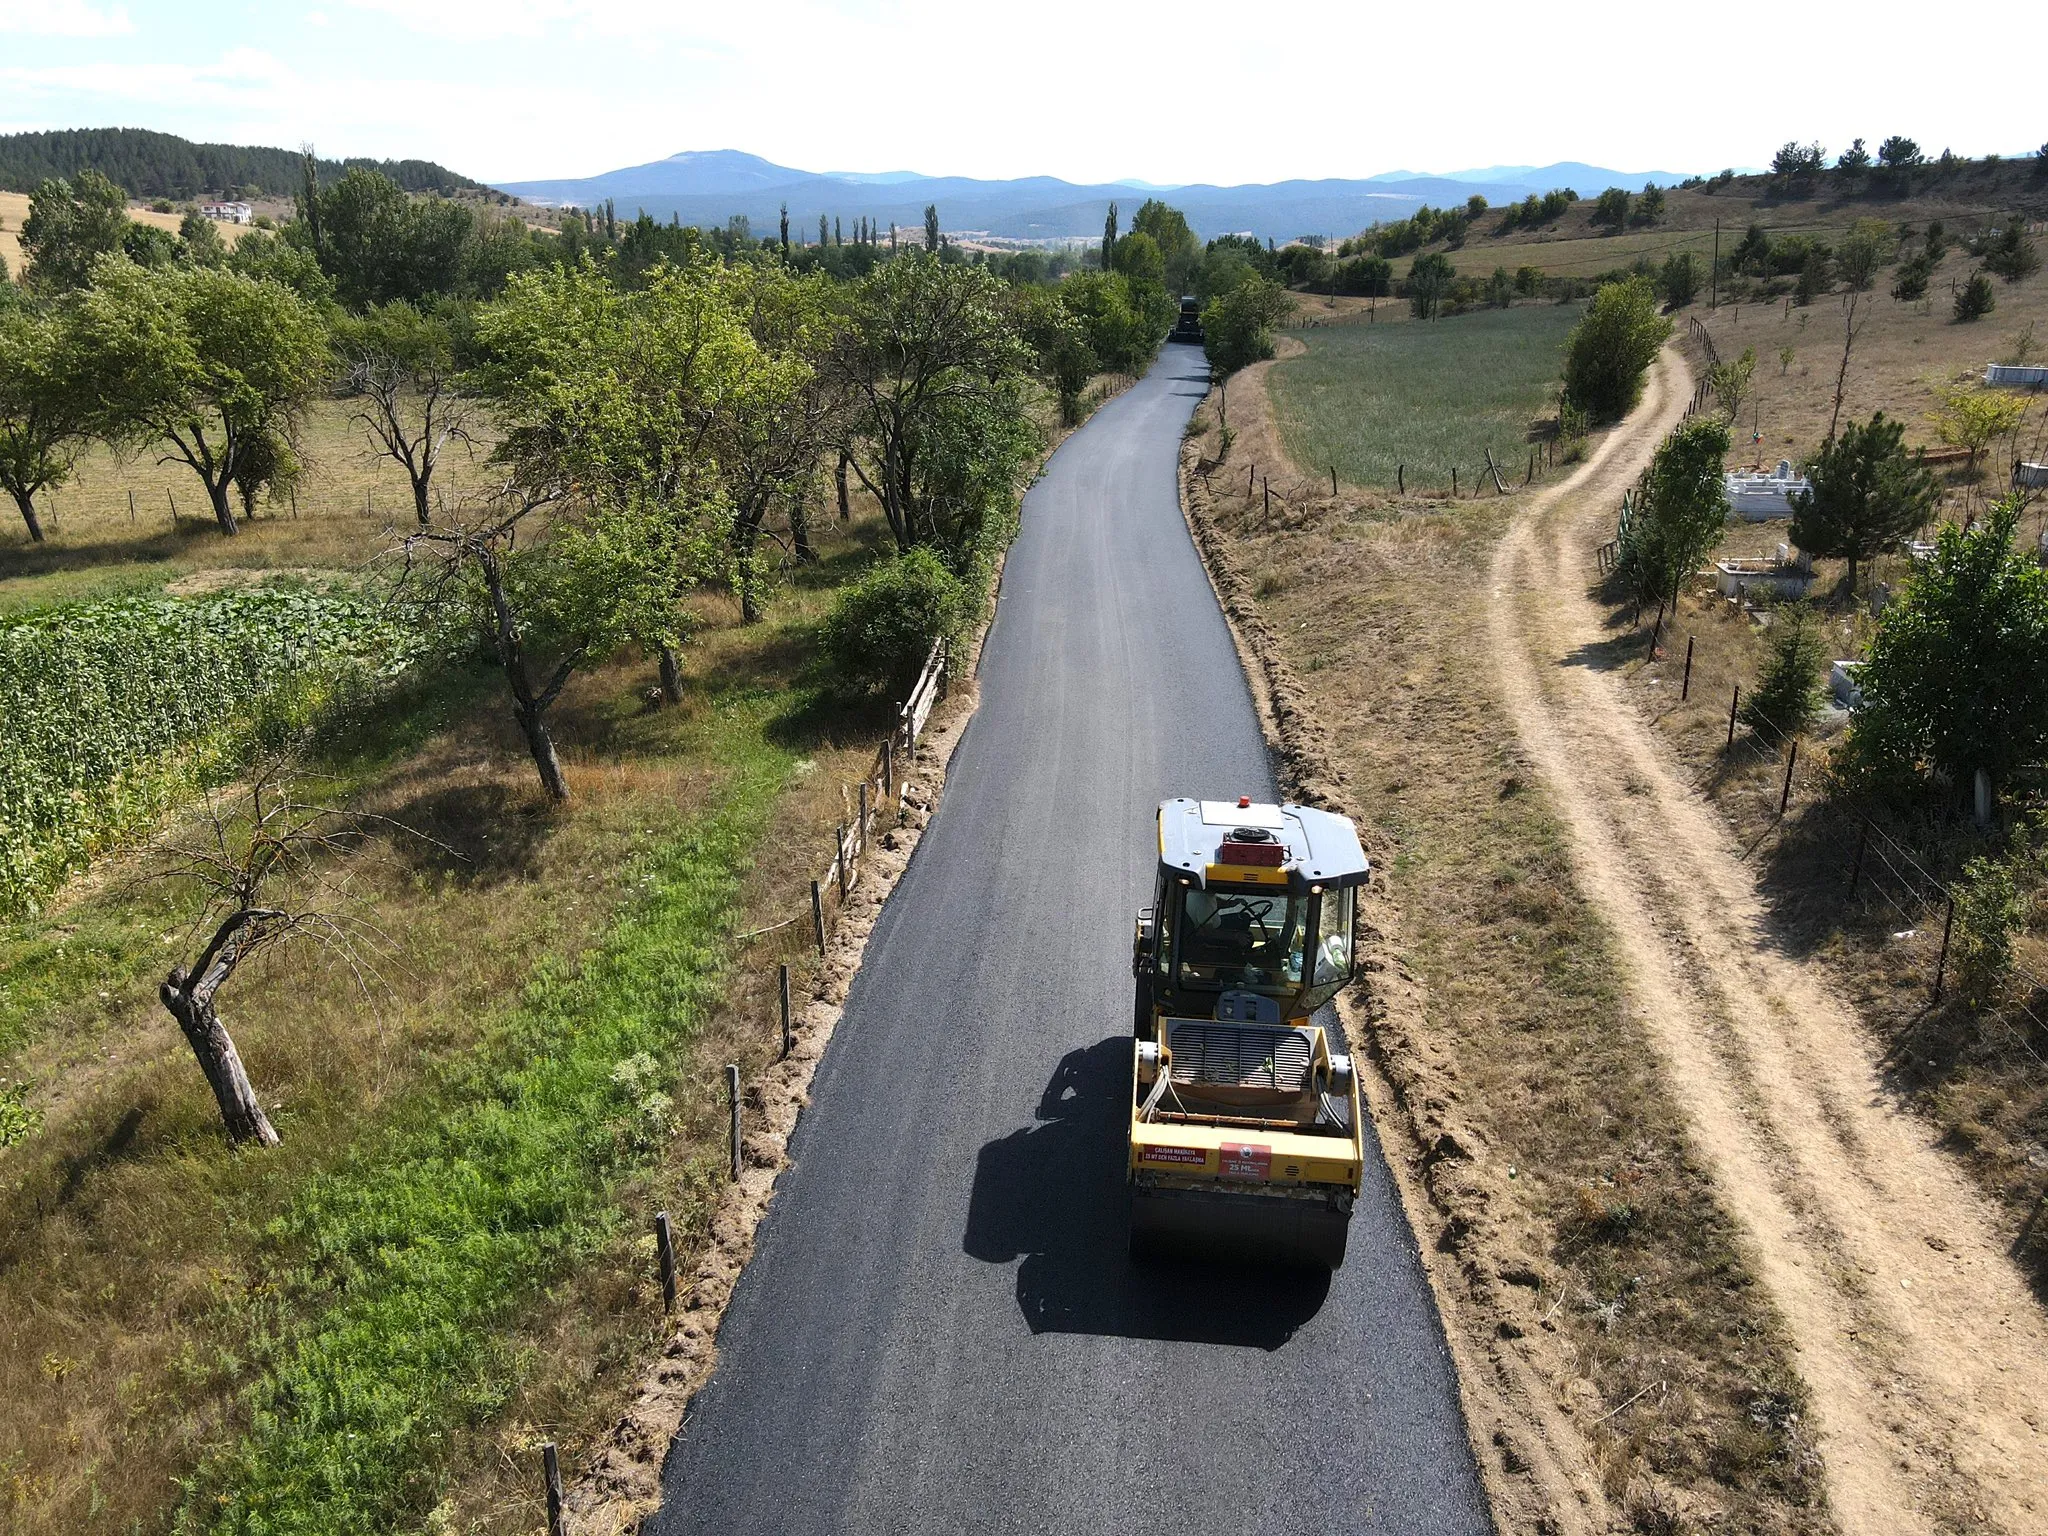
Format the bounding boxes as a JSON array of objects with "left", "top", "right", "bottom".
[{"left": 1710, "top": 218, "right": 1721, "bottom": 310}]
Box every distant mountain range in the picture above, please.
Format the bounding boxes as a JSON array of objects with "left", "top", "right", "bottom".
[{"left": 497, "top": 150, "right": 1700, "bottom": 244}]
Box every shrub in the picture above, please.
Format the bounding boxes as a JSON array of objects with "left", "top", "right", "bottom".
[
  {"left": 1613, "top": 415, "right": 1731, "bottom": 610},
  {"left": 1949, "top": 851, "right": 2026, "bottom": 1006},
  {"left": 818, "top": 547, "right": 968, "bottom": 695},
  {"left": 1562, "top": 276, "right": 1671, "bottom": 422},
  {"left": 1741, "top": 603, "right": 1827, "bottom": 737},
  {"left": 1842, "top": 498, "right": 2048, "bottom": 795},
  {"left": 1892, "top": 253, "right": 1932, "bottom": 302},
  {"left": 1658, "top": 252, "right": 1700, "bottom": 309},
  {"left": 1954, "top": 271, "right": 1995, "bottom": 321},
  {"left": 1982, "top": 222, "right": 2041, "bottom": 284}
]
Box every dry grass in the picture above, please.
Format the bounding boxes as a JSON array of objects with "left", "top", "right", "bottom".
[
  {"left": 1440, "top": 164, "right": 2046, "bottom": 280},
  {"left": 0, "top": 487, "right": 902, "bottom": 1533},
  {"left": 1592, "top": 263, "right": 2048, "bottom": 1295},
  {"left": 0, "top": 397, "right": 504, "bottom": 614},
  {"left": 1189, "top": 386, "right": 1830, "bottom": 1527},
  {"left": 0, "top": 189, "right": 253, "bottom": 276}
]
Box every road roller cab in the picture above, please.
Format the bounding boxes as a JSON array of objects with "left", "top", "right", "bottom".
[{"left": 1127, "top": 796, "right": 1370, "bottom": 1269}]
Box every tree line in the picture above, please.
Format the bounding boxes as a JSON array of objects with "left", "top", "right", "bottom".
[{"left": 0, "top": 126, "right": 483, "bottom": 201}]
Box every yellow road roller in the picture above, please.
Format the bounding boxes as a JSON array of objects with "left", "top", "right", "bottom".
[{"left": 1128, "top": 796, "right": 1370, "bottom": 1270}]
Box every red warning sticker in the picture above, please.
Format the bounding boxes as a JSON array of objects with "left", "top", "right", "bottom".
[
  {"left": 1139, "top": 1144, "right": 1207, "bottom": 1167},
  {"left": 1220, "top": 1142, "right": 1273, "bottom": 1180}
]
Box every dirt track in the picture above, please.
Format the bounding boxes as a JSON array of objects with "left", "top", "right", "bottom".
[{"left": 1487, "top": 351, "right": 2048, "bottom": 1534}]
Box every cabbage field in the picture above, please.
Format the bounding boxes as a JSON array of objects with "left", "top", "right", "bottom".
[{"left": 0, "top": 584, "right": 422, "bottom": 916}]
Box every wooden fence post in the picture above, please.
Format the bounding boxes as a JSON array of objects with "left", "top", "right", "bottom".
[
  {"left": 655, "top": 1211, "right": 677, "bottom": 1312},
  {"left": 882, "top": 737, "right": 894, "bottom": 802},
  {"left": 1727, "top": 684, "right": 1741, "bottom": 747},
  {"left": 725, "top": 1064, "right": 742, "bottom": 1181},
  {"left": 1397, "top": 463, "right": 1404, "bottom": 494},
  {"left": 1330, "top": 465, "right": 1338, "bottom": 496},
  {"left": 811, "top": 880, "right": 826, "bottom": 953},
  {"left": 542, "top": 1443, "right": 565, "bottom": 1536},
  {"left": 858, "top": 781, "right": 870, "bottom": 855},
  {"left": 1779, "top": 739, "right": 1798, "bottom": 816},
  {"left": 1451, "top": 466, "right": 1459, "bottom": 497},
  {"left": 779, "top": 963, "right": 793, "bottom": 1059},
  {"left": 835, "top": 823, "right": 850, "bottom": 901},
  {"left": 1681, "top": 635, "right": 1694, "bottom": 699}
]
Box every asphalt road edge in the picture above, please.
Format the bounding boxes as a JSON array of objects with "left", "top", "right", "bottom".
[
  {"left": 1177, "top": 407, "right": 1604, "bottom": 1536},
  {"left": 560, "top": 383, "right": 1133, "bottom": 1536}
]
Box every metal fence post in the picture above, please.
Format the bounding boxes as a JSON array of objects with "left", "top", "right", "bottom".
[
  {"left": 542, "top": 1443, "right": 565, "bottom": 1536},
  {"left": 811, "top": 880, "right": 826, "bottom": 953},
  {"left": 779, "top": 963, "right": 793, "bottom": 1059},
  {"left": 835, "top": 823, "right": 850, "bottom": 901},
  {"left": 655, "top": 1211, "right": 677, "bottom": 1312},
  {"left": 1931, "top": 897, "right": 1957, "bottom": 1003},
  {"left": 1779, "top": 739, "right": 1798, "bottom": 817},
  {"left": 726, "top": 1064, "right": 742, "bottom": 1181},
  {"left": 1727, "top": 684, "right": 1741, "bottom": 748},
  {"left": 1681, "top": 636, "right": 1695, "bottom": 700}
]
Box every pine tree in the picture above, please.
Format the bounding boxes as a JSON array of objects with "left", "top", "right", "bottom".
[
  {"left": 818, "top": 214, "right": 828, "bottom": 248},
  {"left": 924, "top": 203, "right": 940, "bottom": 252},
  {"left": 779, "top": 202, "right": 789, "bottom": 256},
  {"left": 1790, "top": 412, "right": 1938, "bottom": 590},
  {"left": 834, "top": 216, "right": 843, "bottom": 246},
  {"left": 1103, "top": 201, "right": 1118, "bottom": 268}
]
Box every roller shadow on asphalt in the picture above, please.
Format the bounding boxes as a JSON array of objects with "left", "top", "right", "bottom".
[{"left": 963, "top": 1037, "right": 1330, "bottom": 1350}]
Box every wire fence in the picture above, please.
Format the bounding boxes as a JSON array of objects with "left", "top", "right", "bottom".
[{"left": 1634, "top": 583, "right": 2048, "bottom": 1050}]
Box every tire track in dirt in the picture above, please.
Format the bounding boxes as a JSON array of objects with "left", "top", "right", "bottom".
[{"left": 1486, "top": 352, "right": 2048, "bottom": 1535}]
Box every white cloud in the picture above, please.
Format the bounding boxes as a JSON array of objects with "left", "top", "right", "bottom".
[{"left": 0, "top": 0, "right": 132, "bottom": 36}]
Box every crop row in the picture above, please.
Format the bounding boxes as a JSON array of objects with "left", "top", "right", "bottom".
[{"left": 0, "top": 584, "right": 422, "bottom": 916}]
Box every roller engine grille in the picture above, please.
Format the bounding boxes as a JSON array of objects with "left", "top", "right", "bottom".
[{"left": 1166, "top": 1022, "right": 1313, "bottom": 1091}]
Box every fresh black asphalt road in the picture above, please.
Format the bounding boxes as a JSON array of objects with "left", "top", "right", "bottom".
[{"left": 651, "top": 346, "right": 1491, "bottom": 1536}]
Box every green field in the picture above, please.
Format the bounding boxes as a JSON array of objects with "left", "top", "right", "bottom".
[{"left": 1268, "top": 303, "right": 1582, "bottom": 492}]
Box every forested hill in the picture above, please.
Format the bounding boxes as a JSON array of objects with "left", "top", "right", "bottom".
[{"left": 0, "top": 128, "right": 485, "bottom": 200}]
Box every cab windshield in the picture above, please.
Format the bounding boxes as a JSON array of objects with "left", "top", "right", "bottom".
[{"left": 1172, "top": 886, "right": 1307, "bottom": 992}]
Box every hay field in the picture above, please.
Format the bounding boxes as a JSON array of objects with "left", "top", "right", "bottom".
[{"left": 1266, "top": 301, "right": 1582, "bottom": 491}]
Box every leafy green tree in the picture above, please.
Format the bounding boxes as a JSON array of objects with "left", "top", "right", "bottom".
[
  {"left": 1059, "top": 270, "right": 1151, "bottom": 376},
  {"left": 924, "top": 203, "right": 940, "bottom": 253},
  {"left": 1488, "top": 265, "right": 1514, "bottom": 307},
  {"left": 1406, "top": 251, "right": 1454, "bottom": 319},
  {"left": 178, "top": 209, "right": 227, "bottom": 266},
  {"left": 1130, "top": 199, "right": 1201, "bottom": 296},
  {"left": 297, "top": 166, "right": 474, "bottom": 308},
  {"left": 334, "top": 300, "right": 476, "bottom": 526},
  {"left": 1741, "top": 603, "right": 1827, "bottom": 736},
  {"left": 1843, "top": 497, "right": 2048, "bottom": 797},
  {"left": 1592, "top": 187, "right": 1631, "bottom": 228},
  {"left": 1836, "top": 219, "right": 1890, "bottom": 291},
  {"left": 1562, "top": 276, "right": 1671, "bottom": 421},
  {"left": 1201, "top": 274, "right": 1290, "bottom": 428},
  {"left": 1633, "top": 184, "right": 1666, "bottom": 225},
  {"left": 1953, "top": 270, "right": 1995, "bottom": 321},
  {"left": 223, "top": 228, "right": 335, "bottom": 304},
  {"left": 1658, "top": 251, "right": 1699, "bottom": 308},
  {"left": 1710, "top": 344, "right": 1757, "bottom": 423},
  {"left": 1794, "top": 247, "right": 1830, "bottom": 305},
  {"left": 72, "top": 258, "right": 330, "bottom": 534},
  {"left": 1732, "top": 223, "right": 1772, "bottom": 276},
  {"left": 1112, "top": 229, "right": 1165, "bottom": 288},
  {"left": 1789, "top": 411, "right": 1937, "bottom": 589},
  {"left": 1613, "top": 415, "right": 1730, "bottom": 610},
  {"left": 833, "top": 253, "right": 1035, "bottom": 558},
  {"left": 0, "top": 306, "right": 93, "bottom": 542},
  {"left": 1012, "top": 281, "right": 1095, "bottom": 425},
  {"left": 1927, "top": 383, "right": 2024, "bottom": 472},
  {"left": 20, "top": 170, "right": 129, "bottom": 292}
]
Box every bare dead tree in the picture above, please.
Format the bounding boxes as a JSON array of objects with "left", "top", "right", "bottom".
[
  {"left": 155, "top": 768, "right": 392, "bottom": 1147},
  {"left": 338, "top": 308, "right": 477, "bottom": 526},
  {"left": 1827, "top": 290, "right": 1866, "bottom": 442}
]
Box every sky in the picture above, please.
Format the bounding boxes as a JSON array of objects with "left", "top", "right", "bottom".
[{"left": 1, "top": 0, "right": 2040, "bottom": 188}]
